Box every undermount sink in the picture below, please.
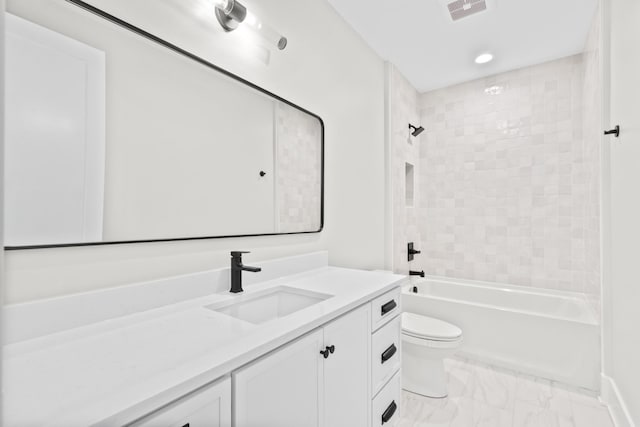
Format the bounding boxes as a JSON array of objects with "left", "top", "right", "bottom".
[{"left": 206, "top": 286, "right": 333, "bottom": 324}]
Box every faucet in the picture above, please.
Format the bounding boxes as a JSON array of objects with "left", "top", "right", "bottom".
[
  {"left": 409, "top": 270, "right": 425, "bottom": 278},
  {"left": 230, "top": 251, "right": 262, "bottom": 293},
  {"left": 407, "top": 242, "right": 421, "bottom": 262}
]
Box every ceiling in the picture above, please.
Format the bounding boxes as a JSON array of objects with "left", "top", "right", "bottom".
[{"left": 326, "top": 0, "right": 599, "bottom": 92}]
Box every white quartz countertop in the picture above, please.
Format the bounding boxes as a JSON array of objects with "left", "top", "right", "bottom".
[{"left": 3, "top": 266, "right": 405, "bottom": 426}]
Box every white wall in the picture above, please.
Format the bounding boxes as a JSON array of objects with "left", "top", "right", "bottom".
[
  {"left": 0, "top": 0, "right": 5, "bottom": 419},
  {"left": 602, "top": 0, "right": 640, "bottom": 423},
  {"left": 3, "top": 0, "right": 387, "bottom": 303}
]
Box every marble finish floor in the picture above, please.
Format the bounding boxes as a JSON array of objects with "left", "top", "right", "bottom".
[{"left": 397, "top": 357, "right": 613, "bottom": 427}]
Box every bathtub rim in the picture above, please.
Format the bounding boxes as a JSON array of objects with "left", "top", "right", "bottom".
[{"left": 403, "top": 275, "right": 599, "bottom": 326}]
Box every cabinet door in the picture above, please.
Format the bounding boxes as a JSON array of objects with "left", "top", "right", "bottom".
[
  {"left": 323, "top": 305, "right": 371, "bottom": 427},
  {"left": 130, "top": 375, "right": 231, "bottom": 427},
  {"left": 233, "top": 329, "right": 324, "bottom": 427}
]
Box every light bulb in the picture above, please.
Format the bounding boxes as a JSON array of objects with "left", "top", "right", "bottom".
[
  {"left": 213, "top": 0, "right": 287, "bottom": 50},
  {"left": 244, "top": 10, "right": 259, "bottom": 27},
  {"left": 243, "top": 11, "right": 287, "bottom": 50}
]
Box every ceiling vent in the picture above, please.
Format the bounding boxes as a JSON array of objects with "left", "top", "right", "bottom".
[{"left": 447, "top": 0, "right": 487, "bottom": 21}]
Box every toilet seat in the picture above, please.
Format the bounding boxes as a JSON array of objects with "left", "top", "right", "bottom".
[{"left": 401, "top": 312, "right": 462, "bottom": 342}]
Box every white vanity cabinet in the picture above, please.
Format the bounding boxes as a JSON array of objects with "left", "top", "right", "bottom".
[
  {"left": 233, "top": 304, "right": 371, "bottom": 427},
  {"left": 3, "top": 256, "right": 406, "bottom": 427},
  {"left": 369, "top": 288, "right": 402, "bottom": 427},
  {"left": 129, "top": 375, "right": 231, "bottom": 427},
  {"left": 322, "top": 305, "right": 371, "bottom": 427},
  {"left": 233, "top": 329, "right": 324, "bottom": 427},
  {"left": 121, "top": 290, "right": 399, "bottom": 427}
]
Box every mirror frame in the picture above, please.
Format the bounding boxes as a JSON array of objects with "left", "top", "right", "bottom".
[{"left": 5, "top": 0, "right": 324, "bottom": 250}]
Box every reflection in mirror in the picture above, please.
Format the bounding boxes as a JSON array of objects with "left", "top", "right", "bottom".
[{"left": 4, "top": 0, "right": 323, "bottom": 248}]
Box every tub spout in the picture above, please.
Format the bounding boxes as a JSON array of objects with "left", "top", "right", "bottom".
[{"left": 409, "top": 270, "right": 425, "bottom": 277}]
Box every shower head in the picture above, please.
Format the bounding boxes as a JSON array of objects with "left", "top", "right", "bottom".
[{"left": 409, "top": 124, "right": 425, "bottom": 137}]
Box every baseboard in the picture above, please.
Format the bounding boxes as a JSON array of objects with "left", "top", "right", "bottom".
[{"left": 601, "top": 374, "right": 636, "bottom": 427}]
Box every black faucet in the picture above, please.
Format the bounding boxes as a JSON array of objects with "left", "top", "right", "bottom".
[
  {"left": 409, "top": 270, "right": 425, "bottom": 278},
  {"left": 230, "top": 251, "right": 262, "bottom": 293}
]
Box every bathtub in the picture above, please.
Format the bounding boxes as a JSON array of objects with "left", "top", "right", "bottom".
[{"left": 402, "top": 276, "right": 600, "bottom": 391}]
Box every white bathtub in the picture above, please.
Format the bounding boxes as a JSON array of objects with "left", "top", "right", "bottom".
[{"left": 402, "top": 276, "right": 600, "bottom": 391}]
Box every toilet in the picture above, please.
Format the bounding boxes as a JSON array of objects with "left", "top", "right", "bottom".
[{"left": 401, "top": 312, "right": 463, "bottom": 398}]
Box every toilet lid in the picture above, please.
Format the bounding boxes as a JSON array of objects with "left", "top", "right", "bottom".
[{"left": 402, "top": 312, "right": 462, "bottom": 341}]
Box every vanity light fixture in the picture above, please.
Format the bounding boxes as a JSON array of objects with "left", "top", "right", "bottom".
[
  {"left": 213, "top": 0, "right": 288, "bottom": 50},
  {"left": 474, "top": 52, "right": 493, "bottom": 64},
  {"left": 409, "top": 124, "right": 425, "bottom": 137}
]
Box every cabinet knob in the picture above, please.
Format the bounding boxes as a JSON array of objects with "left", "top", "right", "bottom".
[{"left": 320, "top": 346, "right": 335, "bottom": 359}]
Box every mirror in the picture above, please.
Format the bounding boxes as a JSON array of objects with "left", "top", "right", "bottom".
[{"left": 4, "top": 0, "right": 323, "bottom": 249}]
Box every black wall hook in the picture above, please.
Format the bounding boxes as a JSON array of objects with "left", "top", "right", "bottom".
[{"left": 604, "top": 125, "right": 620, "bottom": 138}]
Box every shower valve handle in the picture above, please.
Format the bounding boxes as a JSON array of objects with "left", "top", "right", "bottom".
[{"left": 407, "top": 242, "right": 421, "bottom": 261}]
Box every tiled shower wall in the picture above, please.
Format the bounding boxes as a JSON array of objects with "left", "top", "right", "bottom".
[
  {"left": 582, "top": 5, "right": 602, "bottom": 297},
  {"left": 275, "top": 102, "right": 322, "bottom": 233},
  {"left": 388, "top": 65, "right": 421, "bottom": 274},
  {"left": 414, "top": 51, "right": 600, "bottom": 294}
]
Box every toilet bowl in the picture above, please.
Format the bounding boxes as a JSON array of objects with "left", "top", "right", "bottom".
[{"left": 401, "top": 312, "right": 463, "bottom": 398}]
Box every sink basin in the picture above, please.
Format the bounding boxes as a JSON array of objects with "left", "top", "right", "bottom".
[{"left": 206, "top": 286, "right": 333, "bottom": 324}]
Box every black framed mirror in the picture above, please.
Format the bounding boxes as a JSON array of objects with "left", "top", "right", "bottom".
[{"left": 4, "top": 0, "right": 324, "bottom": 250}]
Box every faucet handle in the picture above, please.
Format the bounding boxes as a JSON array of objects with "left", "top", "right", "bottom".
[{"left": 230, "top": 251, "right": 251, "bottom": 258}]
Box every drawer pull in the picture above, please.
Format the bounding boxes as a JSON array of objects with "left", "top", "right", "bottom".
[
  {"left": 381, "top": 343, "right": 397, "bottom": 364},
  {"left": 381, "top": 400, "right": 397, "bottom": 424},
  {"left": 381, "top": 300, "right": 397, "bottom": 316}
]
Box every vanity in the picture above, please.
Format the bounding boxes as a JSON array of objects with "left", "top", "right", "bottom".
[{"left": 3, "top": 252, "right": 404, "bottom": 426}]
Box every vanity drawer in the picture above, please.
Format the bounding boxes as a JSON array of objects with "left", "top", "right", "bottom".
[
  {"left": 371, "top": 287, "right": 401, "bottom": 332},
  {"left": 371, "top": 315, "right": 401, "bottom": 396},
  {"left": 372, "top": 371, "right": 401, "bottom": 427},
  {"left": 129, "top": 376, "right": 231, "bottom": 427}
]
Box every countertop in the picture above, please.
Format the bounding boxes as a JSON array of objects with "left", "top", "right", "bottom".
[{"left": 3, "top": 266, "right": 405, "bottom": 426}]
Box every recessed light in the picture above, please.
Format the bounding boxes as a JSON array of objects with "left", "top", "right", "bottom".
[{"left": 475, "top": 53, "right": 493, "bottom": 64}]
